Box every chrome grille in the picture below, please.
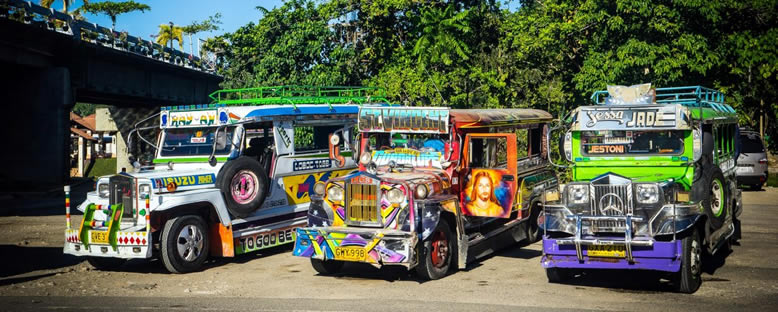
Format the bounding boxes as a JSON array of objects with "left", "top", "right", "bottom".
[
  {"left": 589, "top": 183, "right": 633, "bottom": 231},
  {"left": 345, "top": 182, "right": 380, "bottom": 225}
]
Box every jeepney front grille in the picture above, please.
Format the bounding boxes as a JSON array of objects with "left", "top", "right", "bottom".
[
  {"left": 109, "top": 175, "right": 135, "bottom": 220},
  {"left": 345, "top": 182, "right": 381, "bottom": 226},
  {"left": 589, "top": 184, "right": 633, "bottom": 232}
]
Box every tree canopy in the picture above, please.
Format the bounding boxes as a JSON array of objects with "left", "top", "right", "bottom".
[
  {"left": 79, "top": 0, "right": 150, "bottom": 29},
  {"left": 214, "top": 0, "right": 778, "bottom": 150}
]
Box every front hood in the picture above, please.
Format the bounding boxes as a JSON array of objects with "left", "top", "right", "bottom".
[{"left": 574, "top": 166, "right": 692, "bottom": 186}]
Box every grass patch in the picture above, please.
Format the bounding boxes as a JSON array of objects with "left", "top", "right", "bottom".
[
  {"left": 767, "top": 174, "right": 778, "bottom": 187},
  {"left": 87, "top": 158, "right": 117, "bottom": 178}
]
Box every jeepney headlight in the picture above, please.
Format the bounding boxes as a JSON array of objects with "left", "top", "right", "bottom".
[
  {"left": 98, "top": 183, "right": 109, "bottom": 198},
  {"left": 327, "top": 184, "right": 344, "bottom": 202},
  {"left": 313, "top": 181, "right": 326, "bottom": 196},
  {"left": 563, "top": 132, "right": 572, "bottom": 162},
  {"left": 635, "top": 184, "right": 659, "bottom": 204},
  {"left": 692, "top": 128, "right": 702, "bottom": 162},
  {"left": 387, "top": 188, "right": 404, "bottom": 204},
  {"left": 359, "top": 152, "right": 372, "bottom": 165},
  {"left": 414, "top": 185, "right": 428, "bottom": 199},
  {"left": 139, "top": 184, "right": 152, "bottom": 199},
  {"left": 566, "top": 184, "right": 589, "bottom": 204}
]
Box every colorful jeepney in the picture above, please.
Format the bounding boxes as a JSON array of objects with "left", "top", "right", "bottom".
[
  {"left": 293, "top": 106, "right": 557, "bottom": 279},
  {"left": 541, "top": 85, "right": 742, "bottom": 293},
  {"left": 64, "top": 86, "right": 390, "bottom": 273}
]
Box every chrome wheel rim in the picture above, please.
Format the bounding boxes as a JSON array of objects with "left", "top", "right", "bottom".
[
  {"left": 430, "top": 230, "right": 449, "bottom": 269},
  {"left": 711, "top": 179, "right": 723, "bottom": 216},
  {"left": 690, "top": 237, "right": 701, "bottom": 276},
  {"left": 231, "top": 170, "right": 258, "bottom": 204},
  {"left": 176, "top": 224, "right": 204, "bottom": 262}
]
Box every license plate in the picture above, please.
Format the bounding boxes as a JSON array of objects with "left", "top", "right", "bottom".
[
  {"left": 334, "top": 246, "right": 366, "bottom": 261},
  {"left": 588, "top": 244, "right": 625, "bottom": 258},
  {"left": 737, "top": 166, "right": 753, "bottom": 173},
  {"left": 90, "top": 231, "right": 109, "bottom": 244}
]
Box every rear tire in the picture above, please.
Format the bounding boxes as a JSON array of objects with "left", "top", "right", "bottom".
[
  {"left": 673, "top": 229, "right": 703, "bottom": 293},
  {"left": 416, "top": 219, "right": 455, "bottom": 280},
  {"left": 86, "top": 257, "right": 125, "bottom": 270},
  {"left": 161, "top": 215, "right": 209, "bottom": 274},
  {"left": 526, "top": 202, "right": 542, "bottom": 243},
  {"left": 703, "top": 169, "right": 728, "bottom": 230},
  {"left": 310, "top": 259, "right": 344, "bottom": 275}
]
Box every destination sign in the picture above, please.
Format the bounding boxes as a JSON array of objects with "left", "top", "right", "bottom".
[
  {"left": 359, "top": 107, "right": 449, "bottom": 133},
  {"left": 581, "top": 107, "right": 676, "bottom": 129}
]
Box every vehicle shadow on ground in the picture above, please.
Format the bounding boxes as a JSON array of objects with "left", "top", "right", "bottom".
[{"left": 0, "top": 245, "right": 82, "bottom": 280}]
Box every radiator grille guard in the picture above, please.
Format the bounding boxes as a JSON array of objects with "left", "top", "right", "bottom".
[
  {"left": 587, "top": 174, "right": 633, "bottom": 233},
  {"left": 344, "top": 175, "right": 382, "bottom": 227},
  {"left": 109, "top": 175, "right": 135, "bottom": 220}
]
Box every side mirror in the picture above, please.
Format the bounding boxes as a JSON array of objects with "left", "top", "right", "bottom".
[
  {"left": 329, "top": 130, "right": 345, "bottom": 168},
  {"left": 546, "top": 124, "right": 570, "bottom": 168}
]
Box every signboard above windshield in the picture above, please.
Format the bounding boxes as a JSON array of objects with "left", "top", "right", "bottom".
[
  {"left": 359, "top": 107, "right": 449, "bottom": 133},
  {"left": 161, "top": 109, "right": 232, "bottom": 128},
  {"left": 579, "top": 106, "right": 681, "bottom": 130}
]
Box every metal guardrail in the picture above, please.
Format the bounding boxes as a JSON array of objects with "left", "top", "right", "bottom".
[{"left": 0, "top": 0, "right": 220, "bottom": 75}]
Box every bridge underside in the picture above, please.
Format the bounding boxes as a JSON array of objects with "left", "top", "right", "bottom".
[{"left": 0, "top": 19, "right": 222, "bottom": 191}]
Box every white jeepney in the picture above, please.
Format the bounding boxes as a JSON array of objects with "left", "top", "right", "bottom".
[{"left": 64, "top": 86, "right": 390, "bottom": 273}]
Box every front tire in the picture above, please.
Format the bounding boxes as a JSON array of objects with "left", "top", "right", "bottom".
[
  {"left": 673, "top": 229, "right": 703, "bottom": 293},
  {"left": 545, "top": 267, "right": 573, "bottom": 283},
  {"left": 310, "top": 258, "right": 344, "bottom": 275},
  {"left": 86, "top": 257, "right": 125, "bottom": 270},
  {"left": 415, "top": 219, "right": 455, "bottom": 280},
  {"left": 161, "top": 215, "right": 209, "bottom": 274}
]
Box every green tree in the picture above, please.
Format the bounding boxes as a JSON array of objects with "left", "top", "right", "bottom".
[
  {"left": 79, "top": 1, "right": 150, "bottom": 30},
  {"left": 40, "top": 0, "right": 88, "bottom": 13},
  {"left": 156, "top": 22, "right": 184, "bottom": 50},
  {"left": 182, "top": 13, "right": 222, "bottom": 55}
]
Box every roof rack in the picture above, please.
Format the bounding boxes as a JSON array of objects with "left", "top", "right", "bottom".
[
  {"left": 591, "top": 85, "right": 735, "bottom": 113},
  {"left": 208, "top": 86, "right": 392, "bottom": 109}
]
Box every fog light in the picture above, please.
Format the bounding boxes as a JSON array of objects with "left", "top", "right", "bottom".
[
  {"left": 133, "top": 247, "right": 141, "bottom": 253},
  {"left": 74, "top": 245, "right": 81, "bottom": 251},
  {"left": 100, "top": 247, "right": 108, "bottom": 253}
]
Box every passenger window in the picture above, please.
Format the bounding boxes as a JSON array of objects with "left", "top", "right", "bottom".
[
  {"left": 469, "top": 137, "right": 508, "bottom": 169},
  {"left": 294, "top": 125, "right": 342, "bottom": 152}
]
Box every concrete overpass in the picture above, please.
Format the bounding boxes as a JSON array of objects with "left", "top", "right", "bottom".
[{"left": 0, "top": 0, "right": 223, "bottom": 191}]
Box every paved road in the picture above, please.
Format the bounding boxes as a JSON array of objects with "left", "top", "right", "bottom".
[{"left": 1, "top": 188, "right": 777, "bottom": 311}]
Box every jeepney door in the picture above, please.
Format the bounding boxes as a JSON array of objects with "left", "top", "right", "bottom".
[{"left": 461, "top": 133, "right": 518, "bottom": 218}]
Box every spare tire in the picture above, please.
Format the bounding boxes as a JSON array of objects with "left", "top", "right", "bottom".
[
  {"left": 702, "top": 168, "right": 728, "bottom": 230},
  {"left": 216, "top": 156, "right": 270, "bottom": 218}
]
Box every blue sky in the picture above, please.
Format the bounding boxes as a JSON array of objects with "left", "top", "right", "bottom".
[{"left": 47, "top": 0, "right": 519, "bottom": 54}]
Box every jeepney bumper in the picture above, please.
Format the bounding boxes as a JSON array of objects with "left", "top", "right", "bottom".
[
  {"left": 540, "top": 203, "right": 702, "bottom": 273},
  {"left": 293, "top": 227, "right": 417, "bottom": 267},
  {"left": 64, "top": 228, "right": 152, "bottom": 259}
]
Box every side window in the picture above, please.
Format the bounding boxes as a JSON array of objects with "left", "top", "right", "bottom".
[
  {"left": 293, "top": 124, "right": 341, "bottom": 153},
  {"left": 516, "top": 129, "right": 528, "bottom": 159},
  {"left": 469, "top": 137, "right": 508, "bottom": 169}
]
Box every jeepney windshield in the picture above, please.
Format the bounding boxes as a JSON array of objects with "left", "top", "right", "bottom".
[
  {"left": 160, "top": 126, "right": 236, "bottom": 157},
  {"left": 581, "top": 130, "right": 685, "bottom": 156},
  {"left": 365, "top": 132, "right": 447, "bottom": 169}
]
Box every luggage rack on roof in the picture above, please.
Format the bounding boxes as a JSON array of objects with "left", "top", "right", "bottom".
[
  {"left": 591, "top": 85, "right": 735, "bottom": 113},
  {"left": 208, "top": 86, "right": 393, "bottom": 109}
]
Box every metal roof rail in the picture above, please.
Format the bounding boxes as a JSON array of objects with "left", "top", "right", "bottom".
[
  {"left": 591, "top": 85, "right": 735, "bottom": 113},
  {"left": 208, "top": 86, "right": 393, "bottom": 107}
]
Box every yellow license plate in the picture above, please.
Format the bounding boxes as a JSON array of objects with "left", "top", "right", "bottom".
[
  {"left": 588, "top": 244, "right": 626, "bottom": 258},
  {"left": 90, "top": 231, "right": 109, "bottom": 244},
  {"left": 334, "top": 246, "right": 366, "bottom": 261}
]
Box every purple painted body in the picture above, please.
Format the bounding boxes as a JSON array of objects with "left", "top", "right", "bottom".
[{"left": 541, "top": 237, "right": 682, "bottom": 272}]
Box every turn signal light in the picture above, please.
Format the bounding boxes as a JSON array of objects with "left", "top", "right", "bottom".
[{"left": 166, "top": 181, "right": 178, "bottom": 192}]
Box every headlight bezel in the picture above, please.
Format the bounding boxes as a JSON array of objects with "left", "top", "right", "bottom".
[
  {"left": 387, "top": 188, "right": 405, "bottom": 204},
  {"left": 359, "top": 152, "right": 372, "bottom": 165},
  {"left": 634, "top": 183, "right": 660, "bottom": 204},
  {"left": 313, "top": 181, "right": 326, "bottom": 196},
  {"left": 326, "top": 184, "right": 344, "bottom": 202},
  {"left": 566, "top": 183, "right": 589, "bottom": 205},
  {"left": 98, "top": 183, "right": 109, "bottom": 198}
]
